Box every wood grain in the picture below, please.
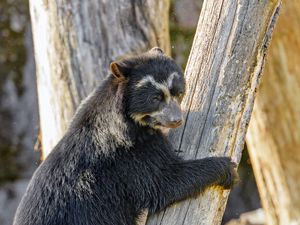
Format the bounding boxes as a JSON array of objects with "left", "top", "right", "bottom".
[
  {"left": 247, "top": 1, "right": 300, "bottom": 224},
  {"left": 147, "top": 0, "right": 281, "bottom": 225}
]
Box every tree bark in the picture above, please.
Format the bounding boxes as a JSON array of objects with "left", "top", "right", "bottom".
[
  {"left": 146, "top": 1, "right": 281, "bottom": 225},
  {"left": 246, "top": 1, "right": 300, "bottom": 225},
  {"left": 29, "top": 0, "right": 170, "bottom": 158}
]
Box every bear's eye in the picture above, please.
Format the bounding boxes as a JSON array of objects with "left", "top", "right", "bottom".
[{"left": 151, "top": 95, "right": 162, "bottom": 103}]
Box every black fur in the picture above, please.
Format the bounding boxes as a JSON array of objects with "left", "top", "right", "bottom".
[{"left": 13, "top": 49, "right": 238, "bottom": 225}]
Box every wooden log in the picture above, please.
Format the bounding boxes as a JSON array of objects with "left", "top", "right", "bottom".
[
  {"left": 147, "top": 1, "right": 281, "bottom": 225},
  {"left": 246, "top": 1, "right": 300, "bottom": 224}
]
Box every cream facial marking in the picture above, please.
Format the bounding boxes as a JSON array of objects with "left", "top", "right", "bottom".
[
  {"left": 131, "top": 113, "right": 148, "bottom": 126},
  {"left": 135, "top": 72, "right": 180, "bottom": 103},
  {"left": 167, "top": 72, "right": 179, "bottom": 89},
  {"left": 136, "top": 75, "right": 171, "bottom": 102}
]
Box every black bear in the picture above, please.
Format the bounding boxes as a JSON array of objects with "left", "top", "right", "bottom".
[{"left": 13, "top": 47, "right": 238, "bottom": 225}]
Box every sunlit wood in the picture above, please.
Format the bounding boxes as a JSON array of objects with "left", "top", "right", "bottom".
[{"left": 247, "top": 1, "right": 300, "bottom": 224}]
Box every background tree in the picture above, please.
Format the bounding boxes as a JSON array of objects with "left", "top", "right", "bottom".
[
  {"left": 29, "top": 0, "right": 171, "bottom": 158},
  {"left": 246, "top": 1, "right": 300, "bottom": 224},
  {"left": 30, "top": 0, "right": 281, "bottom": 225},
  {"left": 0, "top": 1, "right": 39, "bottom": 224}
]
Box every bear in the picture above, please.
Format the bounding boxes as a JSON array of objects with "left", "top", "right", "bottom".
[{"left": 13, "top": 47, "right": 238, "bottom": 225}]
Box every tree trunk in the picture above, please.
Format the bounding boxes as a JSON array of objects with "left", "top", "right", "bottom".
[
  {"left": 146, "top": 1, "right": 281, "bottom": 225},
  {"left": 29, "top": 0, "right": 170, "bottom": 158},
  {"left": 246, "top": 1, "right": 300, "bottom": 225},
  {"left": 30, "top": 0, "right": 281, "bottom": 225}
]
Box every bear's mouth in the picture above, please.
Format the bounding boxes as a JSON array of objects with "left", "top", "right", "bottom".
[{"left": 143, "top": 115, "right": 182, "bottom": 129}]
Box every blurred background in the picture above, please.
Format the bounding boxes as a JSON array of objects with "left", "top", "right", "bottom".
[{"left": 0, "top": 0, "right": 298, "bottom": 225}]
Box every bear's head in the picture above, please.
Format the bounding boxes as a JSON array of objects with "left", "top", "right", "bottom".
[{"left": 110, "top": 47, "right": 185, "bottom": 130}]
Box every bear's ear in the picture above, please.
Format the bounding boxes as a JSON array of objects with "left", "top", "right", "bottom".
[
  {"left": 149, "top": 47, "right": 164, "bottom": 55},
  {"left": 110, "top": 61, "right": 127, "bottom": 81}
]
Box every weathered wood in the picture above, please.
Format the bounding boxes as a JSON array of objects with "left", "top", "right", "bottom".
[
  {"left": 29, "top": 0, "right": 170, "bottom": 158},
  {"left": 246, "top": 1, "right": 300, "bottom": 224},
  {"left": 146, "top": 1, "right": 281, "bottom": 225},
  {"left": 226, "top": 209, "right": 266, "bottom": 225}
]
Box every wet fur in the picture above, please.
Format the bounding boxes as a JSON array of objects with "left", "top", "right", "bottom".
[{"left": 13, "top": 51, "right": 237, "bottom": 225}]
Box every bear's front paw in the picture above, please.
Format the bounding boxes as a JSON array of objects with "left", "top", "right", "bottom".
[{"left": 216, "top": 157, "right": 239, "bottom": 189}]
